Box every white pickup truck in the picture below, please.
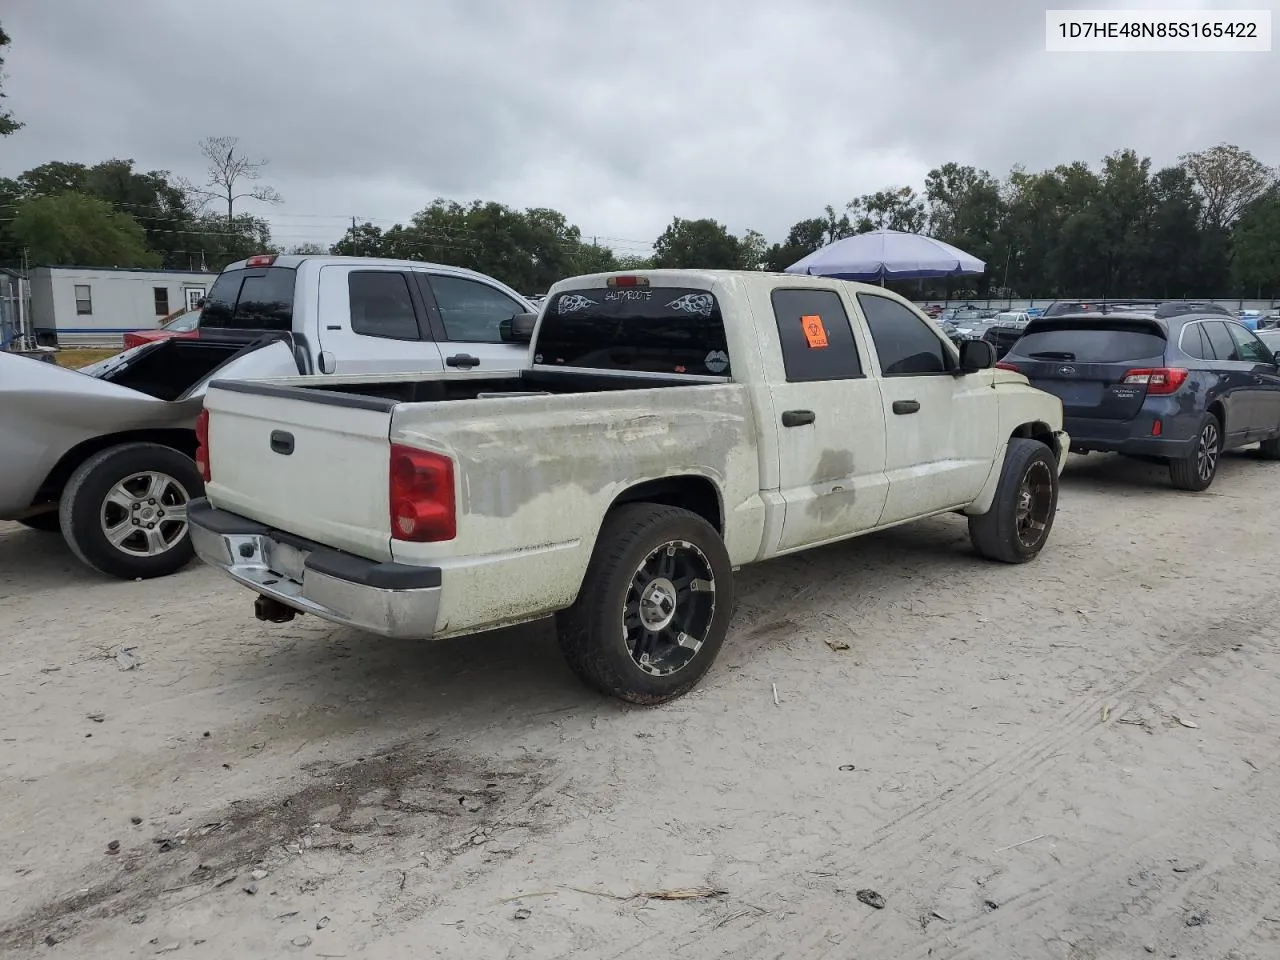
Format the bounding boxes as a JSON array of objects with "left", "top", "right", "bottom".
[
  {"left": 1, "top": 253, "right": 535, "bottom": 580},
  {"left": 189, "top": 270, "right": 1069, "bottom": 704}
]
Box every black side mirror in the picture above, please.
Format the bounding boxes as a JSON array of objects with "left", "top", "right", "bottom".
[
  {"left": 500, "top": 312, "right": 537, "bottom": 344},
  {"left": 958, "top": 338, "right": 997, "bottom": 374}
]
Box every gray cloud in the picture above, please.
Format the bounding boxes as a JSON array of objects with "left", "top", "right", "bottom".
[{"left": 4, "top": 0, "right": 1278, "bottom": 254}]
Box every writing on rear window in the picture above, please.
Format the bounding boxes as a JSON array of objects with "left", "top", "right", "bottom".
[
  {"left": 605, "top": 289, "right": 652, "bottom": 303},
  {"left": 535, "top": 287, "right": 731, "bottom": 377}
]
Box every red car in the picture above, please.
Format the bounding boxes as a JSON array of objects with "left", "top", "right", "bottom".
[{"left": 122, "top": 307, "right": 201, "bottom": 351}]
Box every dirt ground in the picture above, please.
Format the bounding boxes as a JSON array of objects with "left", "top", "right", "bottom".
[{"left": 3, "top": 451, "right": 1279, "bottom": 960}]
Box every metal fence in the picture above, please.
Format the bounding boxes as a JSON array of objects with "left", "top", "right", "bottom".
[{"left": 913, "top": 297, "right": 1279, "bottom": 313}]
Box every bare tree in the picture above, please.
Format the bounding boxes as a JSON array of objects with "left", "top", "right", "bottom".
[
  {"left": 1178, "top": 143, "right": 1278, "bottom": 231},
  {"left": 184, "top": 136, "right": 283, "bottom": 221}
]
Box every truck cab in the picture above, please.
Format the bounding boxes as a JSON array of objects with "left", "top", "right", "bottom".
[{"left": 201, "top": 254, "right": 535, "bottom": 377}]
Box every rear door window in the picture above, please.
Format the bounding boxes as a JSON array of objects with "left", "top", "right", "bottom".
[
  {"left": 536, "top": 285, "right": 731, "bottom": 376},
  {"left": 1203, "top": 321, "right": 1240, "bottom": 361},
  {"left": 1013, "top": 325, "right": 1166, "bottom": 363},
  {"left": 770, "top": 288, "right": 863, "bottom": 381},
  {"left": 348, "top": 271, "right": 421, "bottom": 340},
  {"left": 200, "top": 267, "right": 296, "bottom": 331}
]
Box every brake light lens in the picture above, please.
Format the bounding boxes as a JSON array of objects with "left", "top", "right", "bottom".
[
  {"left": 246, "top": 254, "right": 277, "bottom": 268},
  {"left": 606, "top": 275, "right": 648, "bottom": 287},
  {"left": 389, "top": 445, "right": 455, "bottom": 542},
  {"left": 995, "top": 361, "right": 1020, "bottom": 372},
  {"left": 193, "top": 408, "right": 211, "bottom": 481},
  {"left": 1122, "top": 367, "right": 1188, "bottom": 395}
]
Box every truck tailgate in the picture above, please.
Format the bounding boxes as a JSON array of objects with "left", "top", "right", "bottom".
[{"left": 203, "top": 383, "right": 396, "bottom": 561}]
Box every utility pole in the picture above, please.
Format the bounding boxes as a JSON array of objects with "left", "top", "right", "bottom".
[
  {"left": 352, "top": 216, "right": 359, "bottom": 256},
  {"left": 17, "top": 247, "right": 30, "bottom": 349},
  {"left": 1003, "top": 246, "right": 1013, "bottom": 307}
]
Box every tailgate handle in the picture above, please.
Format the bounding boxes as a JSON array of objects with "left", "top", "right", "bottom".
[
  {"left": 270, "top": 430, "right": 295, "bottom": 455},
  {"left": 892, "top": 400, "right": 921, "bottom": 415},
  {"left": 446, "top": 353, "right": 480, "bottom": 369},
  {"left": 782, "top": 409, "right": 815, "bottom": 427}
]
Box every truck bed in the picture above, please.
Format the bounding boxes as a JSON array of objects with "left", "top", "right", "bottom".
[
  {"left": 211, "top": 367, "right": 715, "bottom": 406},
  {"left": 200, "top": 368, "right": 766, "bottom": 635}
]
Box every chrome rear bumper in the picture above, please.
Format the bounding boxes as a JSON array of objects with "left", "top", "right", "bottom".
[{"left": 188, "top": 498, "right": 440, "bottom": 638}]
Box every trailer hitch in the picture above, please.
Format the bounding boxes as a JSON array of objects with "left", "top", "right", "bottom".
[{"left": 254, "top": 595, "right": 298, "bottom": 624}]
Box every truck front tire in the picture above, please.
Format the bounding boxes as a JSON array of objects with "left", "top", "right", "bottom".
[
  {"left": 556, "top": 503, "right": 735, "bottom": 705},
  {"left": 968, "top": 438, "right": 1058, "bottom": 564},
  {"left": 59, "top": 442, "right": 203, "bottom": 580}
]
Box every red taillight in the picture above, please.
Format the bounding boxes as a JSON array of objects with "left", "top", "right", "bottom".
[
  {"left": 1122, "top": 367, "right": 1187, "bottom": 395},
  {"left": 995, "top": 361, "right": 1020, "bottom": 372},
  {"left": 246, "top": 254, "right": 277, "bottom": 268},
  {"left": 606, "top": 275, "right": 648, "bottom": 288},
  {"left": 389, "top": 444, "right": 455, "bottom": 542},
  {"left": 194, "top": 408, "right": 211, "bottom": 482}
]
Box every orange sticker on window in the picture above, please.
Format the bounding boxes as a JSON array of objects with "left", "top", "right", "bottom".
[{"left": 801, "top": 314, "right": 829, "bottom": 349}]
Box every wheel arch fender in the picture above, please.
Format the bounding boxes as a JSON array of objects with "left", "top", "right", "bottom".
[
  {"left": 964, "top": 421, "right": 1060, "bottom": 516},
  {"left": 33, "top": 428, "right": 197, "bottom": 509},
  {"left": 563, "top": 475, "right": 726, "bottom": 608}
]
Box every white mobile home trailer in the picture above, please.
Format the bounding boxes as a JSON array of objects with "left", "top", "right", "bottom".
[{"left": 29, "top": 266, "right": 218, "bottom": 347}]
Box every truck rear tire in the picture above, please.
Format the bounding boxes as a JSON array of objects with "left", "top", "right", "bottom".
[
  {"left": 555, "top": 503, "right": 735, "bottom": 705},
  {"left": 968, "top": 438, "right": 1058, "bottom": 564},
  {"left": 59, "top": 442, "right": 203, "bottom": 580}
]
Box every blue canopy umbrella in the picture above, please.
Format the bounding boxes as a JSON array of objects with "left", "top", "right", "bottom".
[{"left": 785, "top": 229, "right": 985, "bottom": 283}]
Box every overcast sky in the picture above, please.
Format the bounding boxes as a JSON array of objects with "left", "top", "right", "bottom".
[{"left": 3, "top": 0, "right": 1277, "bottom": 256}]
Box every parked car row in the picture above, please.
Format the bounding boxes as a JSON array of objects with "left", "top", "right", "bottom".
[{"left": 7, "top": 260, "right": 1280, "bottom": 707}]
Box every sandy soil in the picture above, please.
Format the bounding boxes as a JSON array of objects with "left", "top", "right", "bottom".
[{"left": 2, "top": 451, "right": 1279, "bottom": 960}]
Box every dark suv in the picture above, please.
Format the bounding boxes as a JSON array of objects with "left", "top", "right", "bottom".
[{"left": 998, "top": 309, "right": 1280, "bottom": 490}]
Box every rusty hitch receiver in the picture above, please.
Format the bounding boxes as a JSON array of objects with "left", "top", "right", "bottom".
[{"left": 254, "top": 595, "right": 298, "bottom": 624}]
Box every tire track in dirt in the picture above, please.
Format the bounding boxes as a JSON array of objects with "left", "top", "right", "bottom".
[
  {"left": 608, "top": 593, "right": 1280, "bottom": 960},
  {"left": 0, "top": 743, "right": 558, "bottom": 955},
  {"left": 914, "top": 710, "right": 1280, "bottom": 959}
]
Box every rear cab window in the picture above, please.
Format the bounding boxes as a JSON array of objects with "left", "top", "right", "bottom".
[
  {"left": 201, "top": 266, "right": 296, "bottom": 332},
  {"left": 1010, "top": 321, "right": 1166, "bottom": 363},
  {"left": 535, "top": 283, "right": 731, "bottom": 377}
]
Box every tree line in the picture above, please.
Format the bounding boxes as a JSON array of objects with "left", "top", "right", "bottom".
[{"left": 2, "top": 24, "right": 1277, "bottom": 298}]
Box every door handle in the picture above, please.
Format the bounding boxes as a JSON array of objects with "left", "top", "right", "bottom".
[
  {"left": 269, "top": 430, "right": 295, "bottom": 455},
  {"left": 892, "top": 400, "right": 921, "bottom": 415},
  {"left": 446, "top": 353, "right": 480, "bottom": 369},
  {"left": 782, "top": 409, "right": 815, "bottom": 427}
]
